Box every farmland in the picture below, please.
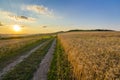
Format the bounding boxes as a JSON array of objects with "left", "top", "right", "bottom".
[
  {"left": 0, "top": 35, "right": 51, "bottom": 70},
  {"left": 2, "top": 38, "right": 54, "bottom": 80},
  {"left": 0, "top": 32, "right": 120, "bottom": 80},
  {"left": 0, "top": 0, "right": 120, "bottom": 79},
  {"left": 58, "top": 32, "right": 120, "bottom": 80}
]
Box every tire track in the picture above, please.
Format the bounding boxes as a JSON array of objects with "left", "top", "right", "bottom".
[
  {"left": 33, "top": 39, "right": 56, "bottom": 80},
  {"left": 0, "top": 40, "right": 49, "bottom": 79}
]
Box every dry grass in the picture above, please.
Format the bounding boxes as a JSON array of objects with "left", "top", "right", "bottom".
[
  {"left": 58, "top": 32, "right": 120, "bottom": 80},
  {"left": 0, "top": 37, "right": 41, "bottom": 59},
  {"left": 0, "top": 37, "right": 42, "bottom": 48}
]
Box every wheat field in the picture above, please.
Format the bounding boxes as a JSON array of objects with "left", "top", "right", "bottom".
[{"left": 58, "top": 32, "right": 120, "bottom": 80}]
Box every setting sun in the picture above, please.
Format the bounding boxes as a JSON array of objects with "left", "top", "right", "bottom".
[{"left": 13, "top": 25, "right": 22, "bottom": 32}]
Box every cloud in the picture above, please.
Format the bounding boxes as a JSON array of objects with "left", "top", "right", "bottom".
[
  {"left": 0, "top": 22, "right": 3, "bottom": 26},
  {"left": 22, "top": 5, "right": 55, "bottom": 18},
  {"left": 8, "top": 15, "right": 36, "bottom": 22},
  {"left": 42, "top": 26, "right": 47, "bottom": 28},
  {"left": 0, "top": 10, "right": 36, "bottom": 22}
]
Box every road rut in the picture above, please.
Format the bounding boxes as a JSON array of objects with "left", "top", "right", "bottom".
[
  {"left": 33, "top": 39, "right": 56, "bottom": 80},
  {"left": 0, "top": 41, "right": 48, "bottom": 79}
]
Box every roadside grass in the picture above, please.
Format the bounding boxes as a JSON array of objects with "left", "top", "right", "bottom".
[
  {"left": 0, "top": 36, "right": 51, "bottom": 71},
  {"left": 2, "top": 38, "right": 54, "bottom": 80},
  {"left": 48, "top": 39, "right": 73, "bottom": 80}
]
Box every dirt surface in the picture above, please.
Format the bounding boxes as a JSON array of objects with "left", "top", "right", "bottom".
[
  {"left": 0, "top": 41, "right": 48, "bottom": 79},
  {"left": 33, "top": 39, "right": 56, "bottom": 80}
]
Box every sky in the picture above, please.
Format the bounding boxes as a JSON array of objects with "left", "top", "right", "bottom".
[{"left": 0, "top": 0, "right": 120, "bottom": 34}]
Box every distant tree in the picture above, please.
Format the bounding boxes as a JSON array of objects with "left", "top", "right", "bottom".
[{"left": 67, "top": 29, "right": 114, "bottom": 32}]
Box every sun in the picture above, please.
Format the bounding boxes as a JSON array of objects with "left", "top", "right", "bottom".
[{"left": 13, "top": 25, "right": 22, "bottom": 32}]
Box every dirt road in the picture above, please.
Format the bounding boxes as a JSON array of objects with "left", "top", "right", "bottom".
[
  {"left": 0, "top": 41, "right": 48, "bottom": 79},
  {"left": 33, "top": 39, "right": 56, "bottom": 80}
]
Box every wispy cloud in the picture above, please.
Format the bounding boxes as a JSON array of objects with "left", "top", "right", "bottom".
[
  {"left": 8, "top": 15, "right": 36, "bottom": 22},
  {"left": 42, "top": 25, "right": 47, "bottom": 28},
  {"left": 0, "top": 10, "right": 36, "bottom": 22},
  {"left": 0, "top": 22, "right": 3, "bottom": 26},
  {"left": 22, "top": 5, "right": 55, "bottom": 18}
]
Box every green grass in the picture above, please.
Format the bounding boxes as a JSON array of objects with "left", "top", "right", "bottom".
[
  {"left": 48, "top": 39, "right": 72, "bottom": 80},
  {"left": 0, "top": 37, "right": 51, "bottom": 70},
  {"left": 2, "top": 38, "right": 54, "bottom": 80}
]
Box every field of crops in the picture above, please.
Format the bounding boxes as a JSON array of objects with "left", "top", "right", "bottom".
[
  {"left": 58, "top": 32, "right": 120, "bottom": 80},
  {"left": 0, "top": 32, "right": 120, "bottom": 80}
]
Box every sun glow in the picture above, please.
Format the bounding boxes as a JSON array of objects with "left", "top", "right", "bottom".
[{"left": 13, "top": 25, "right": 22, "bottom": 32}]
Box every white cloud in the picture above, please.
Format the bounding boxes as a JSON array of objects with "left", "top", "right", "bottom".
[
  {"left": 0, "top": 10, "right": 36, "bottom": 22},
  {"left": 22, "top": 5, "right": 55, "bottom": 18}
]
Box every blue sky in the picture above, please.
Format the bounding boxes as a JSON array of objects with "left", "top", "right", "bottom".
[{"left": 0, "top": 0, "right": 120, "bottom": 33}]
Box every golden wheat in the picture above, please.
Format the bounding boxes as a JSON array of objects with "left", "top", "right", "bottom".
[{"left": 58, "top": 32, "right": 120, "bottom": 80}]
